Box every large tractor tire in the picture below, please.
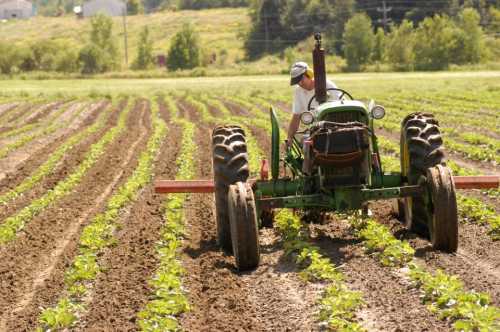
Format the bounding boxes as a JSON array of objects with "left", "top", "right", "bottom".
[
  {"left": 212, "top": 125, "right": 250, "bottom": 252},
  {"left": 427, "top": 165, "right": 458, "bottom": 252},
  {"left": 400, "top": 112, "right": 446, "bottom": 236},
  {"left": 228, "top": 182, "right": 260, "bottom": 270}
]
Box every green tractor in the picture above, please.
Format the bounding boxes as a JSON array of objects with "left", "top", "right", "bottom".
[
  {"left": 212, "top": 33, "right": 459, "bottom": 271},
  {"left": 156, "top": 34, "right": 498, "bottom": 271}
]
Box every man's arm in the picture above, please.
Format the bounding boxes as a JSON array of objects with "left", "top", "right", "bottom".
[{"left": 287, "top": 113, "right": 301, "bottom": 146}]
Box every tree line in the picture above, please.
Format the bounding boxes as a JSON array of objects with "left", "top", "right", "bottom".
[{"left": 245, "top": 0, "right": 500, "bottom": 60}]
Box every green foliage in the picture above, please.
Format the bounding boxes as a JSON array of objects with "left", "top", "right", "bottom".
[
  {"left": 414, "top": 15, "right": 461, "bottom": 70},
  {"left": 343, "top": 13, "right": 374, "bottom": 70},
  {"left": 132, "top": 26, "right": 155, "bottom": 70},
  {"left": 137, "top": 96, "right": 193, "bottom": 331},
  {"left": 167, "top": 23, "right": 202, "bottom": 70},
  {"left": 0, "top": 41, "right": 22, "bottom": 74},
  {"left": 372, "top": 27, "right": 385, "bottom": 62},
  {"left": 127, "top": 0, "right": 144, "bottom": 15},
  {"left": 409, "top": 265, "right": 500, "bottom": 331},
  {"left": 38, "top": 299, "right": 82, "bottom": 330},
  {"left": 80, "top": 14, "right": 119, "bottom": 74},
  {"left": 0, "top": 103, "right": 107, "bottom": 206},
  {"left": 274, "top": 210, "right": 365, "bottom": 331},
  {"left": 350, "top": 217, "right": 415, "bottom": 266},
  {"left": 455, "top": 8, "right": 485, "bottom": 63},
  {"left": 0, "top": 102, "right": 131, "bottom": 244},
  {"left": 385, "top": 20, "right": 415, "bottom": 71},
  {"left": 39, "top": 101, "right": 167, "bottom": 330}
]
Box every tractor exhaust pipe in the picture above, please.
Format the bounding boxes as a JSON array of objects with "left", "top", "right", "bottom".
[{"left": 313, "top": 32, "right": 327, "bottom": 104}]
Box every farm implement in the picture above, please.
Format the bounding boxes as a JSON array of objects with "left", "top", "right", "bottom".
[{"left": 155, "top": 34, "right": 499, "bottom": 271}]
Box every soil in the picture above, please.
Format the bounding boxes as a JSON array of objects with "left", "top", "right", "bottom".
[
  {"left": 74, "top": 101, "right": 183, "bottom": 331},
  {"left": 0, "top": 100, "right": 148, "bottom": 331},
  {"left": 0, "top": 95, "right": 498, "bottom": 332}
]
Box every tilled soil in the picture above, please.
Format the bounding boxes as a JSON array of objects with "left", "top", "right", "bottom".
[
  {"left": 373, "top": 201, "right": 500, "bottom": 306},
  {"left": 179, "top": 102, "right": 320, "bottom": 332},
  {"left": 0, "top": 102, "right": 102, "bottom": 182},
  {"left": 310, "top": 218, "right": 452, "bottom": 331},
  {"left": 0, "top": 102, "right": 107, "bottom": 194},
  {"left": 75, "top": 102, "right": 183, "bottom": 331},
  {"left": 0, "top": 103, "right": 111, "bottom": 221},
  {"left": 0, "top": 100, "right": 148, "bottom": 331}
]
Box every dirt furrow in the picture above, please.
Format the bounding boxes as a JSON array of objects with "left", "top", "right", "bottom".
[
  {"left": 0, "top": 101, "right": 107, "bottom": 194},
  {"left": 311, "top": 217, "right": 453, "bottom": 331},
  {"left": 0, "top": 104, "right": 111, "bottom": 220},
  {"left": 180, "top": 103, "right": 319, "bottom": 331},
  {"left": 0, "top": 102, "right": 103, "bottom": 182},
  {"left": 0, "top": 101, "right": 149, "bottom": 331},
  {"left": 372, "top": 201, "right": 500, "bottom": 307},
  {"left": 76, "top": 103, "right": 183, "bottom": 331}
]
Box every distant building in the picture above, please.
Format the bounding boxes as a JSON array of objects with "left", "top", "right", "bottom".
[
  {"left": 0, "top": 0, "right": 33, "bottom": 19},
  {"left": 82, "top": 0, "right": 126, "bottom": 17}
]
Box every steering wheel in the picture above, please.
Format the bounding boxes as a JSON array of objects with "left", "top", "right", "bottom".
[{"left": 307, "top": 88, "right": 354, "bottom": 111}]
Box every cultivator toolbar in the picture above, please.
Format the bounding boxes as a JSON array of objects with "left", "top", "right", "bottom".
[{"left": 154, "top": 175, "right": 499, "bottom": 193}]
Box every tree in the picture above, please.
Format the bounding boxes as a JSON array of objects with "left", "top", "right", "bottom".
[
  {"left": 0, "top": 42, "right": 22, "bottom": 74},
  {"left": 167, "top": 23, "right": 202, "bottom": 70},
  {"left": 132, "top": 26, "right": 155, "bottom": 70},
  {"left": 414, "top": 15, "right": 460, "bottom": 70},
  {"left": 386, "top": 20, "right": 415, "bottom": 71},
  {"left": 127, "top": 0, "right": 143, "bottom": 14},
  {"left": 343, "top": 13, "right": 374, "bottom": 70},
  {"left": 372, "top": 27, "right": 385, "bottom": 62},
  {"left": 456, "top": 8, "right": 485, "bottom": 63},
  {"left": 328, "top": 0, "right": 355, "bottom": 54},
  {"left": 244, "top": 0, "right": 285, "bottom": 59},
  {"left": 79, "top": 14, "right": 119, "bottom": 73}
]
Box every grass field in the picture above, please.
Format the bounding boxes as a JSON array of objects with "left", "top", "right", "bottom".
[{"left": 0, "top": 72, "right": 498, "bottom": 331}]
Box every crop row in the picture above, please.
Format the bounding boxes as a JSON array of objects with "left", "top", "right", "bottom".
[
  {"left": 184, "top": 94, "right": 264, "bottom": 175},
  {"left": 0, "top": 102, "right": 88, "bottom": 160},
  {"left": 0, "top": 102, "right": 110, "bottom": 206},
  {"left": 38, "top": 100, "right": 166, "bottom": 330},
  {"left": 274, "top": 210, "right": 365, "bottom": 331},
  {"left": 0, "top": 101, "right": 131, "bottom": 244},
  {"left": 348, "top": 215, "right": 500, "bottom": 331},
  {"left": 137, "top": 96, "right": 195, "bottom": 331}
]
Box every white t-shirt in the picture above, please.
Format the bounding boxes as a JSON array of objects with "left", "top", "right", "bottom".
[{"left": 292, "top": 79, "right": 339, "bottom": 115}]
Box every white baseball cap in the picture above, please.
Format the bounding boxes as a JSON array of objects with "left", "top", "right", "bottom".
[{"left": 290, "top": 61, "right": 308, "bottom": 85}]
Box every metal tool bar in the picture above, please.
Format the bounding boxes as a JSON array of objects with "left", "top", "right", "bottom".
[
  {"left": 453, "top": 176, "right": 499, "bottom": 189},
  {"left": 154, "top": 180, "right": 215, "bottom": 193}
]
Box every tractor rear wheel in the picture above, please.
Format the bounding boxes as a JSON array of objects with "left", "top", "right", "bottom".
[
  {"left": 400, "top": 112, "right": 446, "bottom": 236},
  {"left": 228, "top": 182, "right": 260, "bottom": 270},
  {"left": 212, "top": 125, "right": 250, "bottom": 252},
  {"left": 427, "top": 165, "right": 458, "bottom": 252}
]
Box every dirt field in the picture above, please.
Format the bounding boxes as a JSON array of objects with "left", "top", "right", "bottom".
[{"left": 0, "top": 75, "right": 498, "bottom": 331}]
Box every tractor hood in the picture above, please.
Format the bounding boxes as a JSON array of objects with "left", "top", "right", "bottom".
[{"left": 316, "top": 100, "right": 369, "bottom": 124}]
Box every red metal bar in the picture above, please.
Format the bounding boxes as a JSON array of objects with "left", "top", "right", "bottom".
[
  {"left": 155, "top": 180, "right": 215, "bottom": 193},
  {"left": 453, "top": 176, "right": 499, "bottom": 189}
]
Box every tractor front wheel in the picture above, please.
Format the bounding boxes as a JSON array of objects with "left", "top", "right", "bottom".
[
  {"left": 427, "top": 165, "right": 458, "bottom": 252},
  {"left": 212, "top": 125, "right": 250, "bottom": 252},
  {"left": 228, "top": 182, "right": 260, "bottom": 270}
]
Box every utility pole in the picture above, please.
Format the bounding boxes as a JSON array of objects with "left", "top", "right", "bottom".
[
  {"left": 264, "top": 14, "right": 269, "bottom": 54},
  {"left": 377, "top": 0, "right": 392, "bottom": 32},
  {"left": 122, "top": 5, "right": 128, "bottom": 66}
]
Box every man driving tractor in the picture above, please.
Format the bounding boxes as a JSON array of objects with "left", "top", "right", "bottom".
[{"left": 287, "top": 61, "right": 339, "bottom": 146}]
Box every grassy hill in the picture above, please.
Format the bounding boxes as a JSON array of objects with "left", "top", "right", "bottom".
[{"left": 0, "top": 8, "right": 250, "bottom": 68}]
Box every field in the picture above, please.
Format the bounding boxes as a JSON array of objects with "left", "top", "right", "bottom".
[{"left": 0, "top": 71, "right": 498, "bottom": 331}]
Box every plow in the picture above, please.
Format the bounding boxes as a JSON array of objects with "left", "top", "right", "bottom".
[{"left": 155, "top": 34, "right": 499, "bottom": 271}]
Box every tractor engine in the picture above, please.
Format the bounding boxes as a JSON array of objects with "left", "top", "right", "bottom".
[{"left": 304, "top": 121, "right": 370, "bottom": 187}]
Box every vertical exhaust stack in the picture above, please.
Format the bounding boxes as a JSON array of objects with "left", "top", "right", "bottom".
[{"left": 313, "top": 32, "right": 327, "bottom": 104}]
